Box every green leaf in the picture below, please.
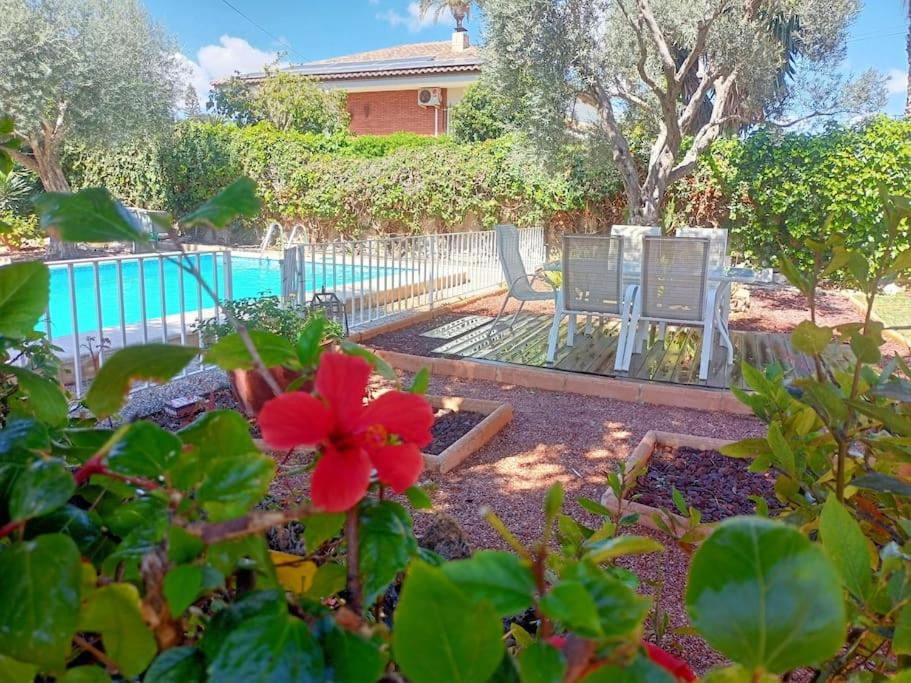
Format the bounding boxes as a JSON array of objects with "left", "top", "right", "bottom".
[
  {"left": 686, "top": 517, "right": 845, "bottom": 673},
  {"left": 57, "top": 666, "right": 112, "bottom": 683},
  {"left": 894, "top": 604, "right": 911, "bottom": 655},
  {"left": 179, "top": 177, "right": 261, "bottom": 229},
  {"left": 720, "top": 438, "right": 770, "bottom": 459},
  {"left": 306, "top": 562, "right": 347, "bottom": 598},
  {"left": 302, "top": 512, "right": 345, "bottom": 552},
  {"left": 85, "top": 344, "right": 198, "bottom": 418},
  {"left": 790, "top": 321, "right": 832, "bottom": 356},
  {"left": 409, "top": 367, "right": 430, "bottom": 394},
  {"left": 206, "top": 613, "right": 324, "bottom": 683},
  {"left": 34, "top": 188, "right": 146, "bottom": 244},
  {"left": 295, "top": 315, "right": 327, "bottom": 368},
  {"left": 196, "top": 450, "right": 274, "bottom": 521},
  {"left": 819, "top": 496, "right": 872, "bottom": 600},
  {"left": 0, "top": 655, "right": 38, "bottom": 683},
  {"left": 204, "top": 330, "right": 297, "bottom": 371},
  {"left": 78, "top": 583, "right": 157, "bottom": 677},
  {"left": 539, "top": 581, "right": 601, "bottom": 637},
  {"left": 3, "top": 366, "right": 67, "bottom": 426},
  {"left": 577, "top": 497, "right": 614, "bottom": 517},
  {"left": 0, "top": 535, "right": 81, "bottom": 668},
  {"left": 517, "top": 641, "right": 565, "bottom": 683},
  {"left": 0, "top": 262, "right": 49, "bottom": 338},
  {"left": 56, "top": 666, "right": 111, "bottom": 683},
  {"left": 200, "top": 590, "right": 285, "bottom": 660},
  {"left": 145, "top": 647, "right": 206, "bottom": 683},
  {"left": 107, "top": 421, "right": 182, "bottom": 479},
  {"left": 324, "top": 627, "right": 388, "bottom": 683},
  {"left": 766, "top": 422, "right": 797, "bottom": 477},
  {"left": 9, "top": 458, "right": 74, "bottom": 522},
  {"left": 394, "top": 561, "right": 504, "bottom": 683},
  {"left": 359, "top": 500, "right": 417, "bottom": 605},
  {"left": 441, "top": 551, "right": 536, "bottom": 616},
  {"left": 164, "top": 565, "right": 204, "bottom": 615},
  {"left": 583, "top": 535, "right": 664, "bottom": 564},
  {"left": 179, "top": 409, "right": 258, "bottom": 460},
  {"left": 404, "top": 484, "right": 434, "bottom": 510},
  {"left": 340, "top": 341, "right": 397, "bottom": 380},
  {"left": 544, "top": 482, "right": 564, "bottom": 520},
  {"left": 701, "top": 665, "right": 778, "bottom": 683}
]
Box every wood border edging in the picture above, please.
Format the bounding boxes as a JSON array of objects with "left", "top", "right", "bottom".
[
  {"left": 600, "top": 430, "right": 736, "bottom": 541},
  {"left": 371, "top": 349, "right": 752, "bottom": 416},
  {"left": 423, "top": 395, "right": 514, "bottom": 473}
]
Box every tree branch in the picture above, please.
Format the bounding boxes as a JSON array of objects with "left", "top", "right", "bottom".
[
  {"left": 636, "top": 0, "right": 677, "bottom": 80},
  {"left": 5, "top": 147, "right": 38, "bottom": 174}
]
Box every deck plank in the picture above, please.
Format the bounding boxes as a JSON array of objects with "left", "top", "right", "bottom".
[{"left": 421, "top": 312, "right": 853, "bottom": 391}]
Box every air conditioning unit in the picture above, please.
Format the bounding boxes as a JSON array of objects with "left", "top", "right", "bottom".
[{"left": 418, "top": 88, "right": 442, "bottom": 107}]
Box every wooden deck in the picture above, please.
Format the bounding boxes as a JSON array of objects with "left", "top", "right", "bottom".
[{"left": 424, "top": 313, "right": 854, "bottom": 390}]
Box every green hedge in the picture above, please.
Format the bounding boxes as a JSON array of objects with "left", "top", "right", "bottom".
[
  {"left": 65, "top": 120, "right": 620, "bottom": 237},
  {"left": 675, "top": 116, "right": 911, "bottom": 270},
  {"left": 64, "top": 116, "right": 911, "bottom": 268}
]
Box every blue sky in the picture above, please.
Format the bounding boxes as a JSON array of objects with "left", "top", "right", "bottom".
[{"left": 147, "top": 0, "right": 909, "bottom": 115}]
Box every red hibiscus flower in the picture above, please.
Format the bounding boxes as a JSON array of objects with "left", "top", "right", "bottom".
[
  {"left": 643, "top": 643, "right": 697, "bottom": 682},
  {"left": 258, "top": 352, "right": 434, "bottom": 512}
]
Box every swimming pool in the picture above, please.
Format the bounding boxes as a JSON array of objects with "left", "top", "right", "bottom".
[{"left": 43, "top": 253, "right": 397, "bottom": 339}]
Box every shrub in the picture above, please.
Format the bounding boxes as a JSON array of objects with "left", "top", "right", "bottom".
[
  {"left": 252, "top": 70, "right": 350, "bottom": 136},
  {"left": 449, "top": 80, "right": 517, "bottom": 143},
  {"left": 341, "top": 131, "right": 450, "bottom": 158},
  {"left": 0, "top": 210, "right": 42, "bottom": 249}
]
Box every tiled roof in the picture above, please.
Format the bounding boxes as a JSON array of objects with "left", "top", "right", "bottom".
[{"left": 237, "top": 40, "right": 482, "bottom": 82}]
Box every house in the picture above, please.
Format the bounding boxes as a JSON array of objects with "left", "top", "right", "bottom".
[{"left": 237, "top": 31, "right": 482, "bottom": 136}]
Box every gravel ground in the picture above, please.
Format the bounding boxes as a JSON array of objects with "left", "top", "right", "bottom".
[{"left": 120, "top": 367, "right": 230, "bottom": 421}]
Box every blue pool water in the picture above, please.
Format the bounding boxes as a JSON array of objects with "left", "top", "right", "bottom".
[{"left": 43, "top": 254, "right": 394, "bottom": 338}]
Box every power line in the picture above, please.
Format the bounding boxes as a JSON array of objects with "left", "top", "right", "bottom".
[{"left": 217, "top": 0, "right": 302, "bottom": 62}]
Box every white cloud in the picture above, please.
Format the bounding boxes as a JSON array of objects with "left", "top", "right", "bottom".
[
  {"left": 178, "top": 35, "right": 279, "bottom": 105},
  {"left": 377, "top": 2, "right": 452, "bottom": 32},
  {"left": 886, "top": 68, "right": 908, "bottom": 96}
]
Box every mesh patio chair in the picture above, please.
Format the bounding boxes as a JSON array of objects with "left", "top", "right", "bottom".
[
  {"left": 489, "top": 224, "right": 556, "bottom": 334},
  {"left": 617, "top": 236, "right": 734, "bottom": 381},
  {"left": 676, "top": 227, "right": 729, "bottom": 270},
  {"left": 546, "top": 235, "right": 636, "bottom": 366},
  {"left": 611, "top": 225, "right": 661, "bottom": 273}
]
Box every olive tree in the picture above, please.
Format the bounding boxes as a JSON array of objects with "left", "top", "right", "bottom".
[
  {"left": 0, "top": 0, "right": 183, "bottom": 255},
  {"left": 482, "top": 0, "right": 885, "bottom": 225}
]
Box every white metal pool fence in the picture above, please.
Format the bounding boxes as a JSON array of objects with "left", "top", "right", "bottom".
[
  {"left": 280, "top": 227, "right": 546, "bottom": 328},
  {"left": 40, "top": 227, "right": 545, "bottom": 398}
]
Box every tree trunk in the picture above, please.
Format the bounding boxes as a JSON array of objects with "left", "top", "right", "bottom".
[
  {"left": 31, "top": 140, "right": 78, "bottom": 259},
  {"left": 906, "top": 2, "right": 911, "bottom": 118}
]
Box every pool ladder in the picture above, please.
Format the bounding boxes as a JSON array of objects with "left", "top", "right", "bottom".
[{"left": 259, "top": 222, "right": 310, "bottom": 259}]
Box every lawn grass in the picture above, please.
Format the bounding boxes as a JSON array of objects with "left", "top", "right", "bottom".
[{"left": 870, "top": 293, "right": 911, "bottom": 342}]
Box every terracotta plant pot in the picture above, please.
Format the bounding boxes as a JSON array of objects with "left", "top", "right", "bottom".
[{"left": 229, "top": 366, "right": 313, "bottom": 417}]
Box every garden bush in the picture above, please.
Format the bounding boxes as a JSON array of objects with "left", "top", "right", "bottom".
[{"left": 62, "top": 115, "right": 911, "bottom": 270}]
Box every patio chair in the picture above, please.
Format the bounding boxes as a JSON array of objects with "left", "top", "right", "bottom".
[
  {"left": 546, "top": 235, "right": 636, "bottom": 366},
  {"left": 676, "top": 227, "right": 729, "bottom": 270},
  {"left": 489, "top": 224, "right": 556, "bottom": 334},
  {"left": 611, "top": 224, "right": 661, "bottom": 273},
  {"left": 617, "top": 236, "right": 733, "bottom": 381}
]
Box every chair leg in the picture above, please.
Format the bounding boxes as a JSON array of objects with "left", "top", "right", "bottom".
[
  {"left": 487, "top": 294, "right": 511, "bottom": 337},
  {"left": 508, "top": 299, "right": 526, "bottom": 329},
  {"left": 657, "top": 322, "right": 667, "bottom": 341},
  {"left": 567, "top": 314, "right": 577, "bottom": 347},
  {"left": 699, "top": 316, "right": 716, "bottom": 381},
  {"left": 584, "top": 315, "right": 593, "bottom": 335},
  {"left": 546, "top": 312, "right": 563, "bottom": 364}
]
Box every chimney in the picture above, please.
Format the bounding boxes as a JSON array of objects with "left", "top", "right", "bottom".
[{"left": 451, "top": 30, "right": 470, "bottom": 53}]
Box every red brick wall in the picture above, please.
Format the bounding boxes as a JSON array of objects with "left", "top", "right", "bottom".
[{"left": 346, "top": 89, "right": 447, "bottom": 136}]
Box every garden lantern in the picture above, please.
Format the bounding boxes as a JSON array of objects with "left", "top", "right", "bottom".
[{"left": 309, "top": 289, "right": 349, "bottom": 337}]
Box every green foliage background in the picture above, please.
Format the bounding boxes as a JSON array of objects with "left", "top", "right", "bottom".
[{"left": 61, "top": 116, "right": 911, "bottom": 267}]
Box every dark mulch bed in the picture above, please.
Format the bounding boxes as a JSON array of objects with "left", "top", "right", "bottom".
[
  {"left": 634, "top": 445, "right": 782, "bottom": 523},
  {"left": 425, "top": 408, "right": 486, "bottom": 455}
]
